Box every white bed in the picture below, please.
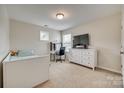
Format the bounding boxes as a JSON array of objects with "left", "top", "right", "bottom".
[{"left": 3, "top": 54, "right": 50, "bottom": 88}]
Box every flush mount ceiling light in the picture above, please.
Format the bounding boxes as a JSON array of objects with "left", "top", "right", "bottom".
[{"left": 56, "top": 13, "right": 64, "bottom": 20}]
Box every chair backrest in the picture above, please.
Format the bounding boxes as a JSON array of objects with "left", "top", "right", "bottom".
[{"left": 59, "top": 47, "right": 65, "bottom": 56}]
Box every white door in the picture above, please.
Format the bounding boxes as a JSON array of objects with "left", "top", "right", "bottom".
[{"left": 121, "top": 5, "right": 124, "bottom": 87}]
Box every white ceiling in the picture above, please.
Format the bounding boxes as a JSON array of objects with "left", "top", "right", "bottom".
[{"left": 6, "top": 4, "right": 121, "bottom": 31}]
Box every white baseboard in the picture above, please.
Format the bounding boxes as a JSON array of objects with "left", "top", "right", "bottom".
[{"left": 97, "top": 66, "right": 122, "bottom": 74}]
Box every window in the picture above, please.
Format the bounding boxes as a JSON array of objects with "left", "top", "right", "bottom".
[
  {"left": 63, "top": 34, "right": 71, "bottom": 52},
  {"left": 40, "top": 31, "right": 49, "bottom": 41}
]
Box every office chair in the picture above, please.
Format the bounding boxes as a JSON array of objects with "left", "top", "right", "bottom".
[{"left": 56, "top": 47, "right": 65, "bottom": 62}]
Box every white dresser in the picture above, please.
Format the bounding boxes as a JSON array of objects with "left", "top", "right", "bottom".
[{"left": 69, "top": 48, "right": 97, "bottom": 70}]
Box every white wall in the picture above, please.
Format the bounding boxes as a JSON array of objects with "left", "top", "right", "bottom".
[
  {"left": 62, "top": 13, "right": 121, "bottom": 73},
  {"left": 0, "top": 5, "right": 10, "bottom": 88},
  {"left": 10, "top": 19, "right": 61, "bottom": 55}
]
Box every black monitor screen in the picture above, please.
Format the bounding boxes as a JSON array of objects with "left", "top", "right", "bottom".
[{"left": 73, "top": 34, "right": 89, "bottom": 47}]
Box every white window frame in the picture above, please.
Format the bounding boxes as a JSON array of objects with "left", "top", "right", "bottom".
[{"left": 63, "top": 34, "right": 71, "bottom": 52}]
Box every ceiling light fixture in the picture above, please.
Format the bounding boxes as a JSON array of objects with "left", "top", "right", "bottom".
[{"left": 56, "top": 13, "right": 64, "bottom": 20}]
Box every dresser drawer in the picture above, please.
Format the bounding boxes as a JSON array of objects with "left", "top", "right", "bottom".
[
  {"left": 81, "top": 51, "right": 94, "bottom": 55},
  {"left": 81, "top": 58, "right": 94, "bottom": 65},
  {"left": 81, "top": 56, "right": 93, "bottom": 60}
]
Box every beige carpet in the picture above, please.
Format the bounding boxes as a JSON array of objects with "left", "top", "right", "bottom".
[{"left": 36, "top": 62, "right": 123, "bottom": 88}]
